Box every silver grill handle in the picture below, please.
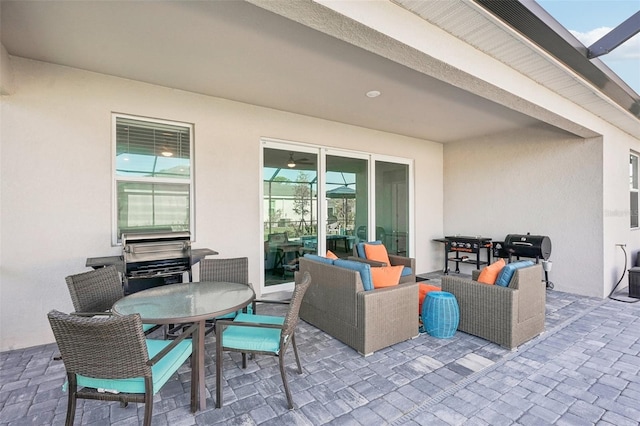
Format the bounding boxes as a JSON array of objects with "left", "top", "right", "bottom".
[{"left": 124, "top": 241, "right": 191, "bottom": 253}]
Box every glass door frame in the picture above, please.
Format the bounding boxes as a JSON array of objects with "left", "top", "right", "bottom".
[
  {"left": 261, "top": 139, "right": 323, "bottom": 294},
  {"left": 260, "top": 139, "right": 414, "bottom": 295},
  {"left": 371, "top": 156, "right": 414, "bottom": 256}
]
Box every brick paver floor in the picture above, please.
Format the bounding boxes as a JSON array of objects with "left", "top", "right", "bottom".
[{"left": 1, "top": 285, "right": 638, "bottom": 425}]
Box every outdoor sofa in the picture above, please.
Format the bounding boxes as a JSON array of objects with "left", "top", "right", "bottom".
[{"left": 297, "top": 256, "right": 419, "bottom": 355}]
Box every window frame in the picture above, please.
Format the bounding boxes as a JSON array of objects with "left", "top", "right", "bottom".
[
  {"left": 111, "top": 113, "right": 195, "bottom": 245},
  {"left": 631, "top": 151, "right": 639, "bottom": 229}
]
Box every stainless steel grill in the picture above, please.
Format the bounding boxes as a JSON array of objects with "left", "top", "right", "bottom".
[{"left": 122, "top": 231, "right": 192, "bottom": 294}]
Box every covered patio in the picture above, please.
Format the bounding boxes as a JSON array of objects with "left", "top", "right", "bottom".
[{"left": 1, "top": 284, "right": 638, "bottom": 425}]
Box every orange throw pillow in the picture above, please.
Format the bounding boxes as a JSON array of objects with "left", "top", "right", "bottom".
[
  {"left": 364, "top": 243, "right": 390, "bottom": 265},
  {"left": 477, "top": 258, "right": 506, "bottom": 285},
  {"left": 419, "top": 284, "right": 440, "bottom": 314},
  {"left": 370, "top": 265, "right": 403, "bottom": 288},
  {"left": 326, "top": 250, "right": 338, "bottom": 259}
]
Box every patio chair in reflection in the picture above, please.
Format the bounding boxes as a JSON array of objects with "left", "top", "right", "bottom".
[
  {"left": 266, "top": 232, "right": 303, "bottom": 277},
  {"left": 215, "top": 271, "right": 312, "bottom": 409},
  {"left": 47, "top": 310, "right": 195, "bottom": 426}
]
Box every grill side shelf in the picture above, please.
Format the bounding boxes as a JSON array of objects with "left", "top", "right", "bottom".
[{"left": 86, "top": 248, "right": 219, "bottom": 272}]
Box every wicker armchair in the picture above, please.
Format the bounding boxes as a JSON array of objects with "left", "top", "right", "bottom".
[
  {"left": 441, "top": 263, "right": 545, "bottom": 349},
  {"left": 47, "top": 310, "right": 195, "bottom": 426},
  {"left": 65, "top": 266, "right": 161, "bottom": 335},
  {"left": 196, "top": 257, "right": 254, "bottom": 336},
  {"left": 65, "top": 266, "right": 124, "bottom": 316},
  {"left": 200, "top": 257, "right": 249, "bottom": 284},
  {"left": 215, "top": 272, "right": 311, "bottom": 409},
  {"left": 351, "top": 241, "right": 416, "bottom": 283}
]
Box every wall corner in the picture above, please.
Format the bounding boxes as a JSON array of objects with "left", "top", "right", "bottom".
[{"left": 1, "top": 43, "right": 14, "bottom": 95}]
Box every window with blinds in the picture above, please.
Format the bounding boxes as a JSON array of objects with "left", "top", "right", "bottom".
[{"left": 113, "top": 114, "right": 194, "bottom": 244}]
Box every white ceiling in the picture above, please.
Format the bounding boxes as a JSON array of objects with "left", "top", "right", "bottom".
[{"left": 1, "top": 0, "right": 559, "bottom": 143}]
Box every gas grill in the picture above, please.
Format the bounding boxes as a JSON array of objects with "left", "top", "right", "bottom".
[{"left": 122, "top": 231, "right": 192, "bottom": 294}]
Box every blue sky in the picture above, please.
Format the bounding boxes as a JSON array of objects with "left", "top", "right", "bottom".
[{"left": 536, "top": 0, "right": 640, "bottom": 94}]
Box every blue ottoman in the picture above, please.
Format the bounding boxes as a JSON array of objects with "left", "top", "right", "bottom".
[{"left": 422, "top": 291, "right": 459, "bottom": 338}]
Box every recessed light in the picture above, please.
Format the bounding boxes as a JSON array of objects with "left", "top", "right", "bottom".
[{"left": 366, "top": 90, "right": 381, "bottom": 98}]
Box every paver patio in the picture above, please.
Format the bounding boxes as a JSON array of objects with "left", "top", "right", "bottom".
[{"left": 1, "top": 284, "right": 639, "bottom": 425}]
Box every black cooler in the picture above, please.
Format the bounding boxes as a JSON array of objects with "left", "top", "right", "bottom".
[{"left": 630, "top": 252, "right": 640, "bottom": 299}]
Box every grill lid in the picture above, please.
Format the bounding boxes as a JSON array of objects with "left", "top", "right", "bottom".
[
  {"left": 123, "top": 231, "right": 191, "bottom": 271},
  {"left": 504, "top": 233, "right": 551, "bottom": 260},
  {"left": 122, "top": 231, "right": 191, "bottom": 246}
]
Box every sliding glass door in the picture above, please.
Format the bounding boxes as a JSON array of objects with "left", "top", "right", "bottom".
[
  {"left": 375, "top": 161, "right": 410, "bottom": 256},
  {"left": 263, "top": 147, "right": 318, "bottom": 287},
  {"left": 325, "top": 155, "right": 368, "bottom": 258},
  {"left": 262, "top": 141, "right": 412, "bottom": 293}
]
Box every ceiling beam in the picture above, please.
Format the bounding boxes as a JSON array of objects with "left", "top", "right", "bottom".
[{"left": 587, "top": 11, "right": 640, "bottom": 59}]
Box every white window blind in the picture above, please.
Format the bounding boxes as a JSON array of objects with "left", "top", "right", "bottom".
[{"left": 113, "top": 114, "right": 194, "bottom": 244}]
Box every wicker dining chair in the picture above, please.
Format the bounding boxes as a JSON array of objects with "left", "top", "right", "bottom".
[
  {"left": 65, "top": 265, "right": 162, "bottom": 335},
  {"left": 215, "top": 271, "right": 311, "bottom": 409},
  {"left": 47, "top": 310, "right": 196, "bottom": 426},
  {"left": 199, "top": 257, "right": 254, "bottom": 328}
]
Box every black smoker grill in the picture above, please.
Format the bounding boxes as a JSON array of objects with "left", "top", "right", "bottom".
[
  {"left": 122, "top": 231, "right": 192, "bottom": 294},
  {"left": 494, "top": 233, "right": 553, "bottom": 289},
  {"left": 503, "top": 234, "right": 552, "bottom": 260}
]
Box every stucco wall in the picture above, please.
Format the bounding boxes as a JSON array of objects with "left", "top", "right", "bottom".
[
  {"left": 0, "top": 57, "right": 443, "bottom": 351},
  {"left": 443, "top": 125, "right": 604, "bottom": 297},
  {"left": 602, "top": 129, "right": 640, "bottom": 295}
]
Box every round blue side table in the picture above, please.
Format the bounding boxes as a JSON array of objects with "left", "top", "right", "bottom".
[{"left": 422, "top": 291, "right": 459, "bottom": 338}]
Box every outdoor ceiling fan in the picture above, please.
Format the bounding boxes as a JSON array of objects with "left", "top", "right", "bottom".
[{"left": 287, "top": 152, "right": 313, "bottom": 168}]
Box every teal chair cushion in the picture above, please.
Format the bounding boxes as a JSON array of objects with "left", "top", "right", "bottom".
[
  {"left": 74, "top": 338, "right": 192, "bottom": 394},
  {"left": 215, "top": 312, "right": 237, "bottom": 320},
  {"left": 215, "top": 295, "right": 254, "bottom": 320},
  {"left": 222, "top": 313, "right": 284, "bottom": 353},
  {"left": 142, "top": 324, "right": 157, "bottom": 333},
  {"left": 401, "top": 266, "right": 412, "bottom": 277},
  {"left": 333, "top": 259, "right": 374, "bottom": 291},
  {"left": 495, "top": 260, "right": 535, "bottom": 287}
]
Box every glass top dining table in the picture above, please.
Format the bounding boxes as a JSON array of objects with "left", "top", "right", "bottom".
[{"left": 112, "top": 281, "right": 255, "bottom": 411}]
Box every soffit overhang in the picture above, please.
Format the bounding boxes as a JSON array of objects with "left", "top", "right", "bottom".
[{"left": 395, "top": 0, "right": 639, "bottom": 137}]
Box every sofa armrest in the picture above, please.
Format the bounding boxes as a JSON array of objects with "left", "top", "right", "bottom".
[
  {"left": 357, "top": 281, "right": 419, "bottom": 354},
  {"left": 441, "top": 274, "right": 517, "bottom": 344},
  {"left": 389, "top": 255, "right": 415, "bottom": 283},
  {"left": 509, "top": 264, "right": 545, "bottom": 323},
  {"left": 388, "top": 254, "right": 413, "bottom": 269},
  {"left": 298, "top": 258, "right": 362, "bottom": 327}
]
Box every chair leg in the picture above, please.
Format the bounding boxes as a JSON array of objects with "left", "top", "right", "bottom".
[
  {"left": 143, "top": 377, "right": 153, "bottom": 426},
  {"left": 278, "top": 354, "right": 294, "bottom": 409},
  {"left": 215, "top": 325, "right": 223, "bottom": 408},
  {"left": 190, "top": 348, "right": 197, "bottom": 413},
  {"left": 242, "top": 353, "right": 247, "bottom": 369},
  {"left": 65, "top": 374, "right": 77, "bottom": 426},
  {"left": 290, "top": 333, "right": 302, "bottom": 374}
]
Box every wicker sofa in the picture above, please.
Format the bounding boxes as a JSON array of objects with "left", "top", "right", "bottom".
[
  {"left": 441, "top": 263, "right": 545, "bottom": 349},
  {"left": 297, "top": 257, "right": 419, "bottom": 355}
]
